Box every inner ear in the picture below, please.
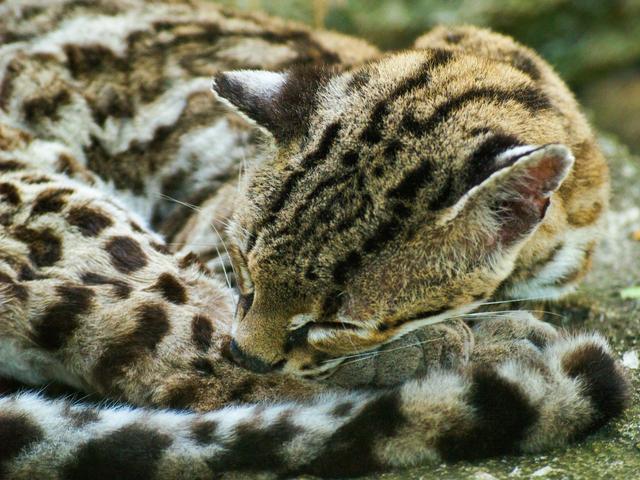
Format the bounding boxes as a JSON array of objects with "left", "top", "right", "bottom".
[
  {"left": 212, "top": 66, "right": 335, "bottom": 143},
  {"left": 450, "top": 143, "right": 574, "bottom": 246}
]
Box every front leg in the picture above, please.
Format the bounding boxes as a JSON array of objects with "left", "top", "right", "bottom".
[{"left": 470, "top": 310, "right": 560, "bottom": 365}]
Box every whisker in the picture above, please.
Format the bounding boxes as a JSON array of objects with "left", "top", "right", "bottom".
[
  {"left": 158, "top": 193, "right": 202, "bottom": 212},
  {"left": 528, "top": 310, "right": 567, "bottom": 319},
  {"left": 335, "top": 337, "right": 444, "bottom": 367},
  {"left": 218, "top": 217, "right": 251, "bottom": 238},
  {"left": 158, "top": 193, "right": 233, "bottom": 289},
  {"left": 336, "top": 353, "right": 379, "bottom": 368},
  {"left": 163, "top": 242, "right": 231, "bottom": 248},
  {"left": 377, "top": 336, "right": 443, "bottom": 355},
  {"left": 476, "top": 296, "right": 552, "bottom": 306},
  {"left": 448, "top": 309, "right": 519, "bottom": 319},
  {"left": 328, "top": 307, "right": 568, "bottom": 368},
  {"left": 456, "top": 309, "right": 567, "bottom": 320},
  {"left": 332, "top": 336, "right": 444, "bottom": 363},
  {"left": 453, "top": 310, "right": 521, "bottom": 318},
  {"left": 238, "top": 149, "right": 251, "bottom": 191},
  {"left": 207, "top": 220, "right": 237, "bottom": 286},
  {"left": 334, "top": 350, "right": 380, "bottom": 361}
]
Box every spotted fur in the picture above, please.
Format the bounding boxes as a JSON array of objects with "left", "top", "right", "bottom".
[
  {"left": 0, "top": 329, "right": 629, "bottom": 478},
  {"left": 212, "top": 26, "right": 610, "bottom": 374},
  {"left": 0, "top": 1, "right": 629, "bottom": 478}
]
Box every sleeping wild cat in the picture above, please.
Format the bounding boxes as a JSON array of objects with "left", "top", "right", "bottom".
[{"left": 0, "top": 0, "right": 628, "bottom": 478}]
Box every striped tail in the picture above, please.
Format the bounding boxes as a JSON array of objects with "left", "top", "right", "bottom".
[{"left": 0, "top": 332, "right": 628, "bottom": 479}]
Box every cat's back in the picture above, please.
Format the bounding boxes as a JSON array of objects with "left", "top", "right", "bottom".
[{"left": 0, "top": 0, "right": 378, "bottom": 222}]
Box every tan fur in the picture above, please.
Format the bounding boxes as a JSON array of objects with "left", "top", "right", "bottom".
[
  {"left": 0, "top": 122, "right": 324, "bottom": 409},
  {"left": 212, "top": 25, "right": 608, "bottom": 375},
  {"left": 0, "top": 2, "right": 628, "bottom": 477}
]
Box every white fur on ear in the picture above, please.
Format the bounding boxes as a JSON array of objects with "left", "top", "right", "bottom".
[
  {"left": 494, "top": 145, "right": 541, "bottom": 167},
  {"left": 497, "top": 144, "right": 575, "bottom": 192},
  {"left": 211, "top": 66, "right": 335, "bottom": 142},
  {"left": 211, "top": 70, "right": 288, "bottom": 103},
  {"left": 210, "top": 70, "right": 291, "bottom": 139}
]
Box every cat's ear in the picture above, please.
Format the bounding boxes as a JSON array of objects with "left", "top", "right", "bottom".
[
  {"left": 444, "top": 144, "right": 574, "bottom": 246},
  {"left": 212, "top": 67, "right": 332, "bottom": 143}
]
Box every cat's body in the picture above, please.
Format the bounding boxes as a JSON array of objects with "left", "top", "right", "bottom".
[{"left": 0, "top": 0, "right": 629, "bottom": 478}]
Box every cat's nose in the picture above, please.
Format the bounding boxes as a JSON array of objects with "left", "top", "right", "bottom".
[{"left": 228, "top": 339, "right": 283, "bottom": 373}]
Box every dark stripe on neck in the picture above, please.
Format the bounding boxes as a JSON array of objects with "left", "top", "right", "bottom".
[
  {"left": 300, "top": 189, "right": 372, "bottom": 282},
  {"left": 466, "top": 133, "right": 524, "bottom": 189},
  {"left": 403, "top": 86, "right": 551, "bottom": 137},
  {"left": 314, "top": 168, "right": 429, "bottom": 284},
  {"left": 360, "top": 49, "right": 454, "bottom": 144},
  {"left": 362, "top": 218, "right": 402, "bottom": 254},
  {"left": 335, "top": 158, "right": 435, "bottom": 274},
  {"left": 386, "top": 158, "right": 434, "bottom": 200},
  {"left": 274, "top": 121, "right": 341, "bottom": 214},
  {"left": 284, "top": 170, "right": 355, "bottom": 235},
  {"left": 247, "top": 121, "right": 342, "bottom": 253},
  {"left": 509, "top": 51, "right": 542, "bottom": 81},
  {"left": 429, "top": 175, "right": 456, "bottom": 211},
  {"left": 259, "top": 149, "right": 363, "bottom": 251},
  {"left": 427, "top": 133, "right": 524, "bottom": 211},
  {"left": 335, "top": 193, "right": 372, "bottom": 232},
  {"left": 300, "top": 179, "right": 373, "bottom": 251}
]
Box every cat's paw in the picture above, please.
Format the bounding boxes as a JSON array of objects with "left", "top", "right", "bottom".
[{"left": 325, "top": 320, "right": 473, "bottom": 388}]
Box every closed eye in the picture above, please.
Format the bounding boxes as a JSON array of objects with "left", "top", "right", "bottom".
[
  {"left": 285, "top": 320, "right": 363, "bottom": 352},
  {"left": 306, "top": 321, "right": 365, "bottom": 345}
]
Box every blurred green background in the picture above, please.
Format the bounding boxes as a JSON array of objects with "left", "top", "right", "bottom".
[{"left": 219, "top": 0, "right": 640, "bottom": 153}]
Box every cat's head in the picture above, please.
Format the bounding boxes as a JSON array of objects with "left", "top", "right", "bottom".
[{"left": 211, "top": 48, "right": 573, "bottom": 377}]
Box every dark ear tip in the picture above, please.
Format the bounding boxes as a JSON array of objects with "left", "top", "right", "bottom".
[{"left": 209, "top": 69, "right": 327, "bottom": 143}]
